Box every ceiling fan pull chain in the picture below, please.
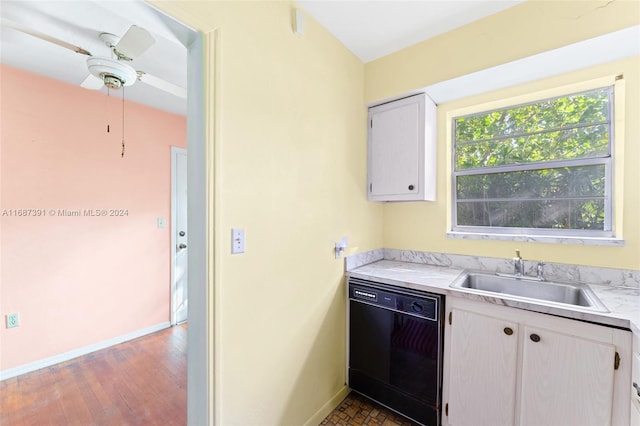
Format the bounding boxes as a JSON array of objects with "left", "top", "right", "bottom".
[
  {"left": 121, "top": 86, "right": 126, "bottom": 158},
  {"left": 106, "top": 86, "right": 110, "bottom": 133}
]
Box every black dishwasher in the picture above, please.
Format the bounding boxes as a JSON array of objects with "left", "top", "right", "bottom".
[{"left": 348, "top": 277, "right": 444, "bottom": 425}]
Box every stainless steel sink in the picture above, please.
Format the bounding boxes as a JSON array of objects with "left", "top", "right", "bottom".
[{"left": 451, "top": 273, "right": 608, "bottom": 312}]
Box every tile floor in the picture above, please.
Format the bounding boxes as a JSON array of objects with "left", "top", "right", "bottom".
[{"left": 320, "top": 392, "right": 418, "bottom": 426}]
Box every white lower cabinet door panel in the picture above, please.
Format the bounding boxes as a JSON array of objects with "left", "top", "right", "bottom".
[
  {"left": 632, "top": 336, "right": 640, "bottom": 425},
  {"left": 519, "top": 325, "right": 615, "bottom": 426},
  {"left": 447, "top": 309, "right": 518, "bottom": 426},
  {"left": 631, "top": 400, "right": 640, "bottom": 426}
]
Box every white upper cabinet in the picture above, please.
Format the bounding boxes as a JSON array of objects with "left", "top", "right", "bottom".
[{"left": 367, "top": 93, "right": 436, "bottom": 202}]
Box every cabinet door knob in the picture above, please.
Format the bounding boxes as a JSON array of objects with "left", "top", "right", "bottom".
[
  {"left": 530, "top": 333, "right": 541, "bottom": 343},
  {"left": 633, "top": 382, "right": 640, "bottom": 397},
  {"left": 503, "top": 327, "right": 513, "bottom": 336},
  {"left": 408, "top": 184, "right": 414, "bottom": 190}
]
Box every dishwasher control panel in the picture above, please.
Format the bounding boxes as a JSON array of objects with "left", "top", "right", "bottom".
[{"left": 349, "top": 277, "right": 439, "bottom": 321}]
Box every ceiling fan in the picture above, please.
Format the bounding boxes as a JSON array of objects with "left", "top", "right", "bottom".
[{"left": 1, "top": 18, "right": 186, "bottom": 99}]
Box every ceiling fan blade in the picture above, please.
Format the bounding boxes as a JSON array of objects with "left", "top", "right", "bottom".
[
  {"left": 137, "top": 72, "right": 186, "bottom": 99},
  {"left": 80, "top": 74, "right": 104, "bottom": 90},
  {"left": 1, "top": 18, "right": 92, "bottom": 56},
  {"left": 115, "top": 25, "right": 155, "bottom": 60}
]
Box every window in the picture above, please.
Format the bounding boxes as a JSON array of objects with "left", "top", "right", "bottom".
[{"left": 452, "top": 86, "right": 613, "bottom": 237}]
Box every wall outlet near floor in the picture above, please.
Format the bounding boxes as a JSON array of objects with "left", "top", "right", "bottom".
[{"left": 6, "top": 313, "right": 20, "bottom": 328}]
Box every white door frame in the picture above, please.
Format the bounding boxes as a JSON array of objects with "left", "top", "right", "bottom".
[
  {"left": 142, "top": 4, "right": 210, "bottom": 424},
  {"left": 185, "top": 31, "right": 211, "bottom": 426},
  {"left": 144, "top": 4, "right": 211, "bottom": 424},
  {"left": 170, "top": 146, "right": 188, "bottom": 326}
]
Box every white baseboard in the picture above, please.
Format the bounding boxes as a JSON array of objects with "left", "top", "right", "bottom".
[
  {"left": 0, "top": 321, "right": 171, "bottom": 381},
  {"left": 304, "top": 385, "right": 351, "bottom": 426}
]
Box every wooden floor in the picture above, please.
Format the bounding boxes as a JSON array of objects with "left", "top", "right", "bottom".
[{"left": 0, "top": 324, "right": 187, "bottom": 426}]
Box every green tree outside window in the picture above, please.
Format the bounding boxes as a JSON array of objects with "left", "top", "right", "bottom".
[{"left": 453, "top": 87, "right": 612, "bottom": 233}]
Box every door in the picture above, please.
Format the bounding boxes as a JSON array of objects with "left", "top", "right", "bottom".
[
  {"left": 171, "top": 146, "right": 188, "bottom": 325},
  {"left": 447, "top": 309, "right": 518, "bottom": 426},
  {"left": 519, "top": 326, "right": 615, "bottom": 426},
  {"left": 367, "top": 93, "right": 437, "bottom": 201},
  {"left": 368, "top": 95, "right": 422, "bottom": 199}
]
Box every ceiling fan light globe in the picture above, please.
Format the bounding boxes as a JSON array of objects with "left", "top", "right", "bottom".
[
  {"left": 86, "top": 57, "right": 136, "bottom": 87},
  {"left": 103, "top": 74, "right": 123, "bottom": 89}
]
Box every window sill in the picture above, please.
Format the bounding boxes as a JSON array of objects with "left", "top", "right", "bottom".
[{"left": 446, "top": 231, "right": 624, "bottom": 247}]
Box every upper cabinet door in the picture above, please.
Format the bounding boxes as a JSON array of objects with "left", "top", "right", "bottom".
[{"left": 367, "top": 93, "right": 436, "bottom": 202}]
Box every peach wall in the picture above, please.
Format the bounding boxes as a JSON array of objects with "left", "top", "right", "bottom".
[{"left": 0, "top": 64, "right": 186, "bottom": 371}]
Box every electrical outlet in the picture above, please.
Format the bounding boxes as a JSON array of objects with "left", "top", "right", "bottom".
[{"left": 6, "top": 313, "right": 19, "bottom": 328}]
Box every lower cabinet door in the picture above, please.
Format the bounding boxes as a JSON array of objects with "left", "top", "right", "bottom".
[
  {"left": 447, "top": 309, "right": 518, "bottom": 426},
  {"left": 519, "top": 326, "right": 616, "bottom": 426},
  {"left": 631, "top": 401, "right": 640, "bottom": 426}
]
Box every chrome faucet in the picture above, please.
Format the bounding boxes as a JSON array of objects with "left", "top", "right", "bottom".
[
  {"left": 536, "top": 262, "right": 545, "bottom": 281},
  {"left": 513, "top": 249, "right": 524, "bottom": 276}
]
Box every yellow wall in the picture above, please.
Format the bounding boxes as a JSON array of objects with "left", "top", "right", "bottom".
[
  {"left": 150, "top": 0, "right": 639, "bottom": 424},
  {"left": 151, "top": 1, "right": 382, "bottom": 424},
  {"left": 365, "top": 0, "right": 640, "bottom": 103},
  {"left": 365, "top": 0, "right": 640, "bottom": 270}
]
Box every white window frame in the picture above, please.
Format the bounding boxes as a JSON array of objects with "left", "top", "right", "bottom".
[{"left": 447, "top": 76, "right": 624, "bottom": 244}]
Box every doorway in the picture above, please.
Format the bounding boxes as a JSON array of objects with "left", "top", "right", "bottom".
[{"left": 0, "top": 0, "right": 208, "bottom": 423}]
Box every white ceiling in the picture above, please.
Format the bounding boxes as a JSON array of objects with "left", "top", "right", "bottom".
[
  {"left": 298, "top": 0, "right": 526, "bottom": 63},
  {"left": 0, "top": 0, "right": 194, "bottom": 116},
  {"left": 1, "top": 0, "right": 561, "bottom": 116}
]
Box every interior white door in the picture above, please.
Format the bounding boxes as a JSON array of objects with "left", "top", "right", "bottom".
[{"left": 171, "top": 146, "right": 188, "bottom": 325}]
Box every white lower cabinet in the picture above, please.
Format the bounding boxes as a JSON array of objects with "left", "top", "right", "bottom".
[
  {"left": 447, "top": 309, "right": 518, "bottom": 426},
  {"left": 632, "top": 400, "right": 640, "bottom": 426},
  {"left": 631, "top": 334, "right": 640, "bottom": 425},
  {"left": 519, "top": 325, "right": 615, "bottom": 425},
  {"left": 443, "top": 298, "right": 632, "bottom": 426}
]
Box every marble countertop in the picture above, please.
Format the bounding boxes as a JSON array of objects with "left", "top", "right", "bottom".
[{"left": 347, "top": 260, "right": 640, "bottom": 335}]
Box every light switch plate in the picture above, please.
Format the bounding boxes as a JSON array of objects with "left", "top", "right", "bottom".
[{"left": 232, "top": 228, "right": 245, "bottom": 254}]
